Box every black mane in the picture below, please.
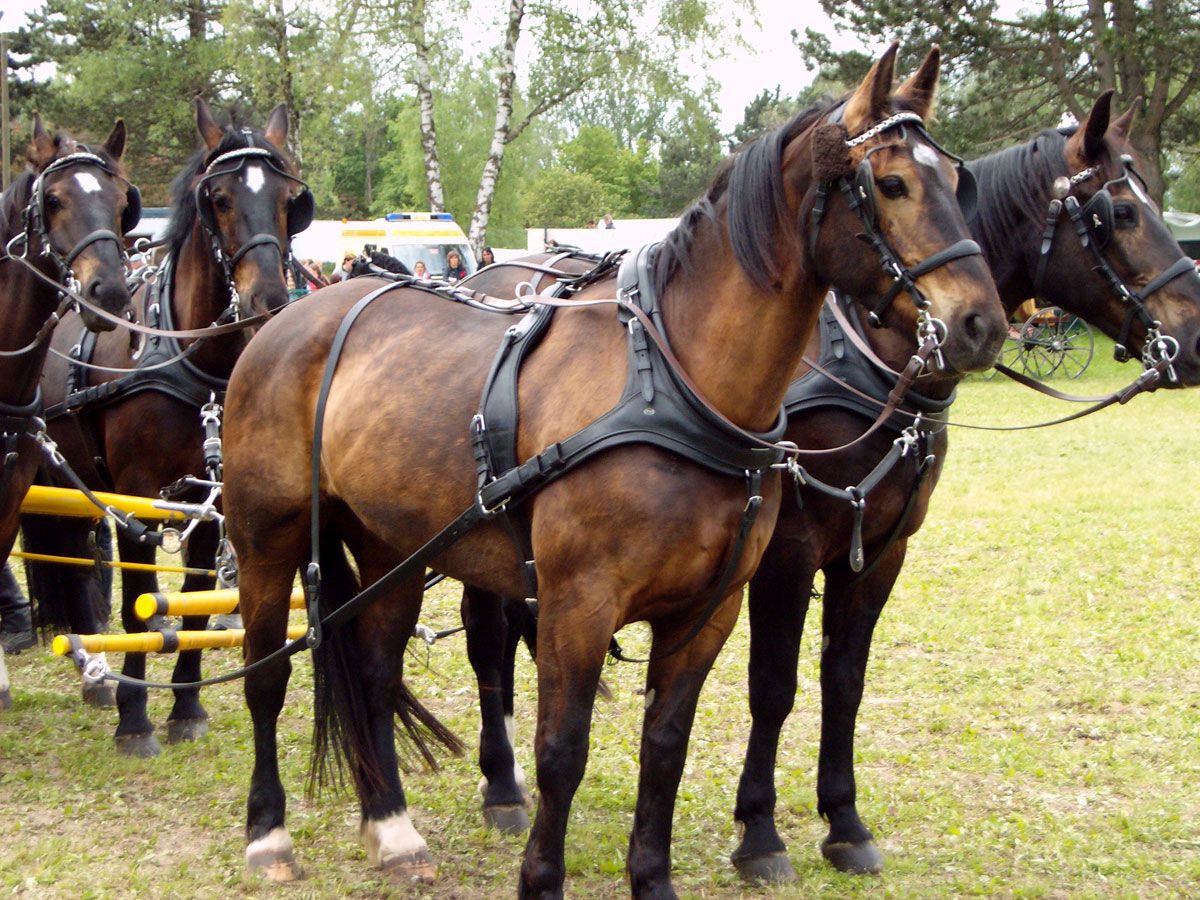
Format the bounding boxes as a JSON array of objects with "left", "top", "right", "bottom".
[
  {"left": 163, "top": 125, "right": 295, "bottom": 257},
  {"left": 966, "top": 125, "right": 1121, "bottom": 261}
]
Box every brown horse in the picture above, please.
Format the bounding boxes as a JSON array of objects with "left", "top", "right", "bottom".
[
  {"left": 223, "top": 46, "right": 1005, "bottom": 898},
  {"left": 22, "top": 99, "right": 308, "bottom": 754},
  {"left": 0, "top": 115, "right": 136, "bottom": 710},
  {"left": 726, "top": 91, "right": 1200, "bottom": 881}
]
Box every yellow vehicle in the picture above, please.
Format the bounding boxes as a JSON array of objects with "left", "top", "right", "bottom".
[{"left": 339, "top": 212, "right": 476, "bottom": 279}]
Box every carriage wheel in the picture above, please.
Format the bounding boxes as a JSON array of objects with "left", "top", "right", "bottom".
[
  {"left": 982, "top": 324, "right": 1026, "bottom": 380},
  {"left": 1052, "top": 312, "right": 1094, "bottom": 378},
  {"left": 1018, "top": 309, "right": 1066, "bottom": 378}
]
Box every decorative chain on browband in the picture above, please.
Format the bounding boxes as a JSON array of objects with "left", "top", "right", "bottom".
[{"left": 844, "top": 111, "right": 925, "bottom": 148}]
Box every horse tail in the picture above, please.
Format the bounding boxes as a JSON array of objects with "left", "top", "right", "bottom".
[
  {"left": 307, "top": 529, "right": 462, "bottom": 799},
  {"left": 19, "top": 512, "right": 112, "bottom": 637}
]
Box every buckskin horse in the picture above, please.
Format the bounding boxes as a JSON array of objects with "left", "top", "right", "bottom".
[
  {"left": 0, "top": 115, "right": 137, "bottom": 710},
  {"left": 222, "top": 45, "right": 1005, "bottom": 898},
  {"left": 21, "top": 99, "right": 310, "bottom": 754}
]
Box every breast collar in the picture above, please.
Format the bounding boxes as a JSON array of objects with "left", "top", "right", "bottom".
[
  {"left": 785, "top": 292, "right": 953, "bottom": 433},
  {"left": 472, "top": 241, "right": 787, "bottom": 594},
  {"left": 48, "top": 252, "right": 229, "bottom": 422}
]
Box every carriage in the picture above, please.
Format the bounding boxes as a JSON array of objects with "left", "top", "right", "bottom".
[{"left": 995, "top": 305, "right": 1096, "bottom": 379}]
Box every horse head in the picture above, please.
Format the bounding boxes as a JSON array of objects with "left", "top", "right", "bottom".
[
  {"left": 21, "top": 114, "right": 136, "bottom": 331},
  {"left": 183, "top": 98, "right": 311, "bottom": 322},
  {"left": 798, "top": 45, "right": 1006, "bottom": 375},
  {"left": 1031, "top": 91, "right": 1200, "bottom": 385}
]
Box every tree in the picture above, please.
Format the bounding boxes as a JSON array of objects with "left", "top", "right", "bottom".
[
  {"left": 797, "top": 0, "right": 1200, "bottom": 202},
  {"left": 521, "top": 168, "right": 608, "bottom": 227}
]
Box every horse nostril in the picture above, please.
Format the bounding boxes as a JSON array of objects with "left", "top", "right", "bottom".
[{"left": 962, "top": 311, "right": 985, "bottom": 345}]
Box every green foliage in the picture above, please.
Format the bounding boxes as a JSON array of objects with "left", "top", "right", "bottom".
[{"left": 521, "top": 168, "right": 609, "bottom": 227}]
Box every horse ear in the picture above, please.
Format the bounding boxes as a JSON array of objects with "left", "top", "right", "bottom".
[
  {"left": 28, "top": 111, "right": 56, "bottom": 167},
  {"left": 102, "top": 118, "right": 127, "bottom": 161},
  {"left": 1066, "top": 90, "right": 1113, "bottom": 163},
  {"left": 1109, "top": 95, "right": 1142, "bottom": 141},
  {"left": 195, "top": 97, "right": 224, "bottom": 151},
  {"left": 895, "top": 45, "right": 940, "bottom": 121},
  {"left": 264, "top": 103, "right": 289, "bottom": 150},
  {"left": 843, "top": 42, "right": 899, "bottom": 136}
]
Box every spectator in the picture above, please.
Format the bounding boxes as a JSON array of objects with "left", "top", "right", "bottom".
[
  {"left": 479, "top": 247, "right": 495, "bottom": 267},
  {"left": 328, "top": 251, "right": 356, "bottom": 283},
  {"left": 413, "top": 260, "right": 428, "bottom": 279},
  {"left": 303, "top": 259, "right": 328, "bottom": 288},
  {"left": 586, "top": 219, "right": 597, "bottom": 229},
  {"left": 602, "top": 213, "right": 615, "bottom": 229},
  {"left": 444, "top": 249, "right": 468, "bottom": 283}
]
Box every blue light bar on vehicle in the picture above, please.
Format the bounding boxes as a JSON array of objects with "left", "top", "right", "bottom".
[
  {"left": 384, "top": 213, "right": 411, "bottom": 221},
  {"left": 383, "top": 212, "right": 456, "bottom": 222}
]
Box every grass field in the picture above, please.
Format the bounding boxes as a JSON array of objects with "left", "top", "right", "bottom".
[{"left": 2, "top": 336, "right": 1199, "bottom": 899}]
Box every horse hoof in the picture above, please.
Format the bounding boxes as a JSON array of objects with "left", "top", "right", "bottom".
[
  {"left": 0, "top": 688, "right": 12, "bottom": 712},
  {"left": 166, "top": 717, "right": 209, "bottom": 743},
  {"left": 732, "top": 850, "right": 797, "bottom": 884},
  {"left": 821, "top": 839, "right": 884, "bottom": 875},
  {"left": 483, "top": 803, "right": 529, "bottom": 834},
  {"left": 381, "top": 852, "right": 437, "bottom": 885},
  {"left": 247, "top": 849, "right": 302, "bottom": 882},
  {"left": 247, "top": 828, "right": 301, "bottom": 882},
  {"left": 114, "top": 732, "right": 162, "bottom": 758},
  {"left": 82, "top": 681, "right": 117, "bottom": 708}
]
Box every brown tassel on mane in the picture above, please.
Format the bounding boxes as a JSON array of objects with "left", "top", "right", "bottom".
[{"left": 812, "top": 124, "right": 853, "bottom": 180}]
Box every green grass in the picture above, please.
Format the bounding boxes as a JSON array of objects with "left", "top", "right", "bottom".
[{"left": 2, "top": 336, "right": 1199, "bottom": 898}]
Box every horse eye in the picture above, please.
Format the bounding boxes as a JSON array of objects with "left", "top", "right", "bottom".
[
  {"left": 1113, "top": 203, "right": 1138, "bottom": 227},
  {"left": 877, "top": 175, "right": 907, "bottom": 199},
  {"left": 44, "top": 193, "right": 63, "bottom": 212},
  {"left": 212, "top": 192, "right": 231, "bottom": 211}
]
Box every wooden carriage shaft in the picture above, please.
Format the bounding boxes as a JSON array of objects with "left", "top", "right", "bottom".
[
  {"left": 19, "top": 485, "right": 191, "bottom": 520},
  {"left": 134, "top": 588, "right": 305, "bottom": 620},
  {"left": 51, "top": 625, "right": 307, "bottom": 656}
]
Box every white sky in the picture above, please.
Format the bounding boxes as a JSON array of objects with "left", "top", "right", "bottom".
[{"left": 1, "top": 0, "right": 861, "bottom": 132}]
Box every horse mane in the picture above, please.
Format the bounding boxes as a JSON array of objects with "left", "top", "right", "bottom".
[
  {"left": 163, "top": 123, "right": 299, "bottom": 257},
  {"left": 654, "top": 95, "right": 927, "bottom": 296},
  {"left": 967, "top": 125, "right": 1125, "bottom": 260}
]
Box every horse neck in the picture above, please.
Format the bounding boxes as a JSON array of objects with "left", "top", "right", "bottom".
[
  {"left": 967, "top": 160, "right": 1045, "bottom": 318},
  {"left": 659, "top": 228, "right": 823, "bottom": 431},
  {"left": 0, "top": 227, "right": 62, "bottom": 406},
  {"left": 170, "top": 224, "right": 245, "bottom": 373}
]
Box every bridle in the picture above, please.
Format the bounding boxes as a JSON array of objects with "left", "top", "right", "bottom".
[
  {"left": 1032, "top": 154, "right": 1193, "bottom": 381},
  {"left": 809, "top": 109, "right": 983, "bottom": 371},
  {"left": 192, "top": 139, "right": 314, "bottom": 321},
  {"left": 5, "top": 149, "right": 140, "bottom": 298}
]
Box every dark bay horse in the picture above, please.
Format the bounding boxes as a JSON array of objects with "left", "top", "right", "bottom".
[
  {"left": 727, "top": 90, "right": 1200, "bottom": 881},
  {"left": 222, "top": 46, "right": 1004, "bottom": 898},
  {"left": 0, "top": 115, "right": 136, "bottom": 709},
  {"left": 22, "top": 99, "right": 309, "bottom": 755}
]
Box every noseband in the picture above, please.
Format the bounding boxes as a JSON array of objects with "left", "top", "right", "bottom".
[
  {"left": 1033, "top": 155, "right": 1194, "bottom": 378},
  {"left": 193, "top": 141, "right": 313, "bottom": 320},
  {"left": 809, "top": 110, "right": 984, "bottom": 369},
  {"left": 7, "top": 150, "right": 141, "bottom": 293}
]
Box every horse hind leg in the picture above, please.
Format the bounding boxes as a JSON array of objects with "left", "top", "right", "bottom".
[{"left": 464, "top": 586, "right": 530, "bottom": 834}]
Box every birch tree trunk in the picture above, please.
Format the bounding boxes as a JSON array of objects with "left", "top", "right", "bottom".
[
  {"left": 412, "top": 0, "right": 445, "bottom": 212},
  {"left": 467, "top": 0, "right": 524, "bottom": 254}
]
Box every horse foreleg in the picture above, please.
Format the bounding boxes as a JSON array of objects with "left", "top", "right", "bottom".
[
  {"left": 0, "top": 647, "right": 10, "bottom": 711},
  {"left": 731, "top": 537, "right": 814, "bottom": 883},
  {"left": 816, "top": 543, "right": 906, "bottom": 875},
  {"left": 166, "top": 521, "right": 218, "bottom": 744},
  {"left": 242, "top": 559, "right": 301, "bottom": 882},
  {"left": 519, "top": 588, "right": 616, "bottom": 900},
  {"left": 626, "top": 590, "right": 743, "bottom": 900},
  {"left": 112, "top": 526, "right": 161, "bottom": 757},
  {"left": 463, "top": 585, "right": 529, "bottom": 833}
]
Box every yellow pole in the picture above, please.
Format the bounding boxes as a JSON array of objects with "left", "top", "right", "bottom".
[
  {"left": 9, "top": 550, "right": 214, "bottom": 577},
  {"left": 20, "top": 485, "right": 191, "bottom": 520},
  {"left": 135, "top": 588, "right": 305, "bottom": 621},
  {"left": 52, "top": 625, "right": 306, "bottom": 656}
]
